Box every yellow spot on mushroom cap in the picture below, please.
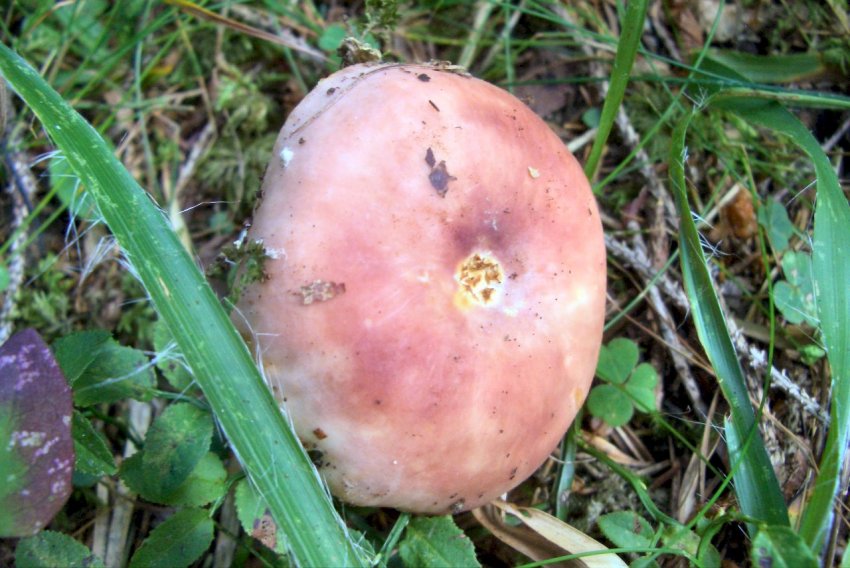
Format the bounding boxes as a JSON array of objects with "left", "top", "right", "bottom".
[{"left": 453, "top": 252, "right": 505, "bottom": 310}]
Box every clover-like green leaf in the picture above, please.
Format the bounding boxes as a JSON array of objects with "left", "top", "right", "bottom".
[
  {"left": 152, "top": 320, "right": 195, "bottom": 392},
  {"left": 587, "top": 385, "right": 633, "bottom": 427},
  {"left": 128, "top": 508, "right": 214, "bottom": 568},
  {"left": 626, "top": 363, "right": 658, "bottom": 412},
  {"left": 757, "top": 197, "right": 795, "bottom": 252},
  {"left": 235, "top": 478, "right": 290, "bottom": 555},
  {"left": 72, "top": 411, "right": 116, "bottom": 477},
  {"left": 775, "top": 251, "right": 818, "bottom": 327},
  {"left": 141, "top": 403, "right": 213, "bottom": 499},
  {"left": 598, "top": 511, "right": 654, "bottom": 549},
  {"left": 398, "top": 516, "right": 479, "bottom": 568},
  {"left": 16, "top": 531, "right": 105, "bottom": 568},
  {"left": 54, "top": 331, "right": 155, "bottom": 406},
  {"left": 596, "top": 338, "right": 639, "bottom": 385}
]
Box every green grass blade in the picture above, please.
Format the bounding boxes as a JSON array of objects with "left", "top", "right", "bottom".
[
  {"left": 0, "top": 43, "right": 366, "bottom": 568},
  {"left": 703, "top": 50, "right": 827, "bottom": 84},
  {"left": 669, "top": 112, "right": 790, "bottom": 530},
  {"left": 712, "top": 87, "right": 850, "bottom": 111},
  {"left": 717, "top": 99, "right": 850, "bottom": 552},
  {"left": 583, "top": 0, "right": 649, "bottom": 181}
]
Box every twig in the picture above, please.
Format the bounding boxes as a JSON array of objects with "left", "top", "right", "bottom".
[
  {"left": 0, "top": 143, "right": 36, "bottom": 344},
  {"left": 648, "top": 2, "right": 682, "bottom": 63},
  {"left": 729, "top": 319, "right": 830, "bottom": 426},
  {"left": 167, "top": 0, "right": 327, "bottom": 63},
  {"left": 627, "top": 222, "right": 708, "bottom": 416},
  {"left": 92, "top": 400, "right": 153, "bottom": 567},
  {"left": 213, "top": 493, "right": 240, "bottom": 568},
  {"left": 607, "top": 228, "right": 829, "bottom": 426},
  {"left": 822, "top": 113, "right": 850, "bottom": 152},
  {"left": 174, "top": 121, "right": 217, "bottom": 199}
]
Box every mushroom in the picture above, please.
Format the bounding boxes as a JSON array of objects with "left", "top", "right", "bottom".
[{"left": 237, "top": 62, "right": 606, "bottom": 514}]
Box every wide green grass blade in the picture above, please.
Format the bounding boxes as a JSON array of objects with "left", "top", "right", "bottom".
[
  {"left": 703, "top": 50, "right": 827, "bottom": 84},
  {"left": 0, "top": 43, "right": 366, "bottom": 568},
  {"left": 669, "top": 112, "right": 790, "bottom": 530},
  {"left": 583, "top": 0, "right": 649, "bottom": 181},
  {"left": 703, "top": 53, "right": 850, "bottom": 550},
  {"left": 716, "top": 99, "right": 850, "bottom": 553}
]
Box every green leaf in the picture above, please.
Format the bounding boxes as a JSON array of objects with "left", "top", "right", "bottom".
[
  {"left": 596, "top": 338, "right": 639, "bottom": 385},
  {"left": 625, "top": 364, "right": 658, "bottom": 412},
  {"left": 117, "top": 452, "right": 146, "bottom": 495},
  {"left": 72, "top": 411, "right": 116, "bottom": 477},
  {"left": 631, "top": 558, "right": 660, "bottom": 568},
  {"left": 52, "top": 0, "right": 109, "bottom": 60},
  {"left": 54, "top": 331, "right": 155, "bottom": 406},
  {"left": 122, "top": 449, "right": 225, "bottom": 507},
  {"left": 398, "top": 516, "right": 479, "bottom": 568},
  {"left": 774, "top": 252, "right": 818, "bottom": 327},
  {"left": 703, "top": 50, "right": 827, "bottom": 84},
  {"left": 0, "top": 43, "right": 364, "bottom": 567},
  {"left": 582, "top": 108, "right": 601, "bottom": 128},
  {"left": 15, "top": 530, "right": 105, "bottom": 568},
  {"left": 141, "top": 403, "right": 213, "bottom": 498},
  {"left": 318, "top": 24, "right": 347, "bottom": 53},
  {"left": 0, "top": 329, "right": 75, "bottom": 537},
  {"left": 234, "top": 478, "right": 289, "bottom": 554},
  {"left": 757, "top": 197, "right": 795, "bottom": 252},
  {"left": 661, "top": 526, "right": 720, "bottom": 568},
  {"left": 52, "top": 330, "right": 111, "bottom": 384},
  {"left": 587, "top": 385, "right": 633, "bottom": 427},
  {"left": 781, "top": 251, "right": 815, "bottom": 291},
  {"left": 161, "top": 452, "right": 227, "bottom": 507},
  {"left": 773, "top": 282, "right": 800, "bottom": 325},
  {"left": 128, "top": 508, "right": 214, "bottom": 568},
  {"left": 751, "top": 525, "right": 818, "bottom": 568},
  {"left": 597, "top": 511, "right": 654, "bottom": 548}
]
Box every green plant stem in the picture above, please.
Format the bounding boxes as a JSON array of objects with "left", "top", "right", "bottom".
[
  {"left": 0, "top": 43, "right": 365, "bottom": 567},
  {"left": 583, "top": 0, "right": 648, "bottom": 181}
]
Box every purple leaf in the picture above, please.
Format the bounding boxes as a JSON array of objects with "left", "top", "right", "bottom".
[{"left": 0, "top": 329, "right": 75, "bottom": 537}]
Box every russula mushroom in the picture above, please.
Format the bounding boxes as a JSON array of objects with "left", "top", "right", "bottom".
[{"left": 237, "top": 62, "right": 606, "bottom": 514}]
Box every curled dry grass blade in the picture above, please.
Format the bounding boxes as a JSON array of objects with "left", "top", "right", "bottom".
[{"left": 0, "top": 43, "right": 366, "bottom": 567}]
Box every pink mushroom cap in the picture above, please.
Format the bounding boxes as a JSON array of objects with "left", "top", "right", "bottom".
[{"left": 237, "top": 62, "right": 606, "bottom": 514}]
